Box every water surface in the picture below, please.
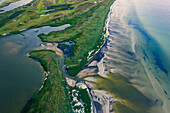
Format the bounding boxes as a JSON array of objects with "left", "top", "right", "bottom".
[
  {"left": 0, "top": 24, "right": 70, "bottom": 113},
  {"left": 96, "top": 0, "right": 170, "bottom": 112},
  {"left": 0, "top": 0, "right": 33, "bottom": 13},
  {"left": 0, "top": 0, "right": 5, "bottom": 2}
]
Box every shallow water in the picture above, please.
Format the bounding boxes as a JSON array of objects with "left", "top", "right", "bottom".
[
  {"left": 97, "top": 0, "right": 170, "bottom": 112},
  {"left": 0, "top": 24, "right": 70, "bottom": 113},
  {"left": 0, "top": 0, "right": 33, "bottom": 13},
  {"left": 0, "top": 0, "right": 5, "bottom": 2}
]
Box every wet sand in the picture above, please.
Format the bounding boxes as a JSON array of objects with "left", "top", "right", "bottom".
[{"left": 76, "top": 0, "right": 170, "bottom": 112}]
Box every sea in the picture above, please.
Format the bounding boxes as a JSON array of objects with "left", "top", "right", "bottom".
[
  {"left": 98, "top": 0, "right": 170, "bottom": 112},
  {"left": 0, "top": 0, "right": 170, "bottom": 112}
]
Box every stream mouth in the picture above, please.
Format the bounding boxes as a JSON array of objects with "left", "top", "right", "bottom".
[{"left": 0, "top": 24, "right": 71, "bottom": 113}]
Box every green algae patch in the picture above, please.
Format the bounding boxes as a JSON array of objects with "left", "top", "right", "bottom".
[
  {"left": 21, "top": 50, "right": 71, "bottom": 113},
  {"left": 93, "top": 72, "right": 152, "bottom": 113}
]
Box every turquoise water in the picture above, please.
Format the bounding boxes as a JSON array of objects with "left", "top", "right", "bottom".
[
  {"left": 97, "top": 0, "right": 170, "bottom": 112},
  {"left": 132, "top": 0, "right": 170, "bottom": 101},
  {"left": 133, "top": 0, "right": 170, "bottom": 71}
]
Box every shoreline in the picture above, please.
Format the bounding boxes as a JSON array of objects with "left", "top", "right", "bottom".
[
  {"left": 1, "top": 0, "right": 169, "bottom": 112},
  {"left": 22, "top": 1, "right": 115, "bottom": 112},
  {"left": 1, "top": 0, "right": 120, "bottom": 112},
  {"left": 75, "top": 1, "right": 158, "bottom": 112},
  {"left": 26, "top": 43, "right": 94, "bottom": 112},
  {"left": 75, "top": 4, "right": 118, "bottom": 112}
]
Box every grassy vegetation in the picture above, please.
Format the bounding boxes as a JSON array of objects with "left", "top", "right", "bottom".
[
  {"left": 0, "top": 0, "right": 96, "bottom": 34},
  {"left": 0, "top": 10, "right": 24, "bottom": 27},
  {"left": 39, "top": 0, "right": 115, "bottom": 76},
  {"left": 91, "top": 72, "right": 152, "bottom": 113},
  {"left": 37, "top": 0, "right": 44, "bottom": 11},
  {"left": 1, "top": 1, "right": 152, "bottom": 113},
  {"left": 70, "top": 88, "right": 91, "bottom": 113},
  {"left": 21, "top": 50, "right": 71, "bottom": 113},
  {"left": 58, "top": 0, "right": 64, "bottom": 4},
  {"left": 0, "top": 0, "right": 114, "bottom": 76},
  {"left": 77, "top": 88, "right": 91, "bottom": 113}
]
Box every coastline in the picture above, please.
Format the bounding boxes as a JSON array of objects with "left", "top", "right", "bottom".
[
  {"left": 75, "top": 4, "right": 118, "bottom": 112},
  {"left": 90, "top": 0, "right": 170, "bottom": 112},
  {"left": 1, "top": 0, "right": 165, "bottom": 112},
  {"left": 21, "top": 50, "right": 72, "bottom": 113},
  {"left": 75, "top": 1, "right": 156, "bottom": 112},
  {"left": 21, "top": 0, "right": 116, "bottom": 112}
]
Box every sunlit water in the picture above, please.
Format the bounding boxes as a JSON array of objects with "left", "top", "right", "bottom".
[
  {"left": 0, "top": 24, "right": 70, "bottom": 113},
  {"left": 0, "top": 0, "right": 5, "bottom": 2},
  {"left": 97, "top": 0, "right": 170, "bottom": 112},
  {"left": 0, "top": 0, "right": 33, "bottom": 13}
]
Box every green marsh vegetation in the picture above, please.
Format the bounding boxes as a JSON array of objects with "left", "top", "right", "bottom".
[
  {"left": 0, "top": 0, "right": 96, "bottom": 34},
  {"left": 21, "top": 50, "right": 71, "bottom": 113},
  {"left": 90, "top": 72, "right": 152, "bottom": 113},
  {"left": 37, "top": 0, "right": 44, "bottom": 11},
  {"left": 39, "top": 0, "right": 115, "bottom": 76},
  {"left": 58, "top": 0, "right": 64, "bottom": 4},
  {"left": 0, "top": 0, "right": 115, "bottom": 76},
  {"left": 69, "top": 88, "right": 91, "bottom": 113},
  {"left": 0, "top": 0, "right": 151, "bottom": 112},
  {"left": 21, "top": 50, "right": 91, "bottom": 113}
]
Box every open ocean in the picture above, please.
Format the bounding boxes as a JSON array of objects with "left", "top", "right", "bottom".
[{"left": 98, "top": 0, "right": 170, "bottom": 112}]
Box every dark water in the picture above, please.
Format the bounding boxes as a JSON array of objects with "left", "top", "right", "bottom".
[{"left": 0, "top": 24, "right": 70, "bottom": 113}]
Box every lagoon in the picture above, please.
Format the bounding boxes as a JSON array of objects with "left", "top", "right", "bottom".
[{"left": 0, "top": 24, "right": 70, "bottom": 113}]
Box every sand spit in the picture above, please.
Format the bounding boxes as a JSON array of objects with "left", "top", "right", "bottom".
[
  {"left": 76, "top": 58, "right": 117, "bottom": 113},
  {"left": 75, "top": 4, "right": 118, "bottom": 112},
  {"left": 91, "top": 90, "right": 116, "bottom": 113},
  {"left": 36, "top": 71, "right": 50, "bottom": 93},
  {"left": 76, "top": 65, "right": 98, "bottom": 78}
]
